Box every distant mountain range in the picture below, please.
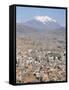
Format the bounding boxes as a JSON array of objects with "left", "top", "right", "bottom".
[
  {"left": 16, "top": 16, "right": 65, "bottom": 40},
  {"left": 25, "top": 16, "right": 61, "bottom": 31}
]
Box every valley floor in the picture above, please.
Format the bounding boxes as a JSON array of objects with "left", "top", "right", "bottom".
[{"left": 16, "top": 37, "right": 66, "bottom": 83}]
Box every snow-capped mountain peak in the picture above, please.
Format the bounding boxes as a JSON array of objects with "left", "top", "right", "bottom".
[
  {"left": 34, "top": 16, "right": 56, "bottom": 24},
  {"left": 25, "top": 15, "right": 61, "bottom": 30}
]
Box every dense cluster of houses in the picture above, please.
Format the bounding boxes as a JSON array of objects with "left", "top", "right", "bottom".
[{"left": 16, "top": 48, "right": 66, "bottom": 83}]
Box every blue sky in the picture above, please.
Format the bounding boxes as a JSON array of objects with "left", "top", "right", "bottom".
[{"left": 16, "top": 6, "right": 66, "bottom": 27}]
